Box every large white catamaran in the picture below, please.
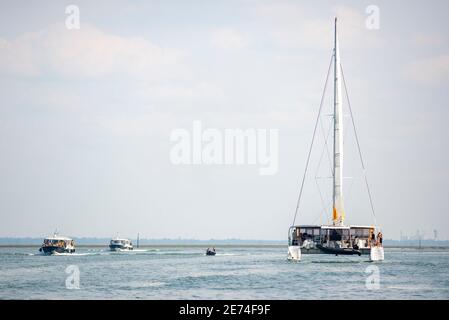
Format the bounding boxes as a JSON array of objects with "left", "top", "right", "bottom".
[{"left": 287, "top": 18, "right": 384, "bottom": 262}]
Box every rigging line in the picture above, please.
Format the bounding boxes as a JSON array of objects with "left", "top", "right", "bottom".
[
  {"left": 340, "top": 63, "right": 377, "bottom": 225},
  {"left": 315, "top": 126, "right": 326, "bottom": 177},
  {"left": 315, "top": 119, "right": 332, "bottom": 178},
  {"left": 315, "top": 177, "right": 328, "bottom": 222},
  {"left": 344, "top": 174, "right": 356, "bottom": 207},
  {"left": 318, "top": 116, "right": 334, "bottom": 177},
  {"left": 291, "top": 54, "right": 334, "bottom": 226},
  {"left": 314, "top": 133, "right": 329, "bottom": 220},
  {"left": 317, "top": 107, "right": 333, "bottom": 173},
  {"left": 315, "top": 121, "right": 333, "bottom": 222},
  {"left": 342, "top": 115, "right": 351, "bottom": 146},
  {"left": 312, "top": 198, "right": 333, "bottom": 225}
]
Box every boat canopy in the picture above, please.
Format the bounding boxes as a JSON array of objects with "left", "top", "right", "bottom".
[
  {"left": 289, "top": 225, "right": 377, "bottom": 230},
  {"left": 288, "top": 225, "right": 377, "bottom": 248},
  {"left": 42, "top": 237, "right": 74, "bottom": 248},
  {"left": 44, "top": 236, "right": 73, "bottom": 241},
  {"left": 110, "top": 238, "right": 131, "bottom": 244}
]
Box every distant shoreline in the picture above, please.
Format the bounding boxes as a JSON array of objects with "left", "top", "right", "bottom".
[
  {"left": 1, "top": 244, "right": 449, "bottom": 250},
  {"left": 1, "top": 238, "right": 448, "bottom": 248},
  {"left": 1, "top": 244, "right": 285, "bottom": 248}
]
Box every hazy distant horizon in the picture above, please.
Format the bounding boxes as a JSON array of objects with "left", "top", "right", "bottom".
[
  {"left": 1, "top": 1, "right": 448, "bottom": 241},
  {"left": 1, "top": 236, "right": 448, "bottom": 245}
]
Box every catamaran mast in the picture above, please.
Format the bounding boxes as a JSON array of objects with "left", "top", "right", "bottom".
[{"left": 332, "top": 17, "right": 345, "bottom": 226}]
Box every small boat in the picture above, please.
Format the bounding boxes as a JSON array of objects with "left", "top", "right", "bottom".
[
  {"left": 39, "top": 233, "right": 75, "bottom": 255},
  {"left": 206, "top": 248, "right": 216, "bottom": 256},
  {"left": 316, "top": 244, "right": 361, "bottom": 256},
  {"left": 109, "top": 238, "right": 133, "bottom": 251}
]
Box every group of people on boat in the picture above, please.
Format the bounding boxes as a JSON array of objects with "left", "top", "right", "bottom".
[
  {"left": 352, "top": 231, "right": 383, "bottom": 249},
  {"left": 291, "top": 226, "right": 383, "bottom": 251},
  {"left": 368, "top": 230, "right": 383, "bottom": 248},
  {"left": 42, "top": 239, "right": 73, "bottom": 248}
]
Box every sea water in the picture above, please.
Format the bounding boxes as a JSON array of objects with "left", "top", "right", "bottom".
[{"left": 0, "top": 246, "right": 448, "bottom": 299}]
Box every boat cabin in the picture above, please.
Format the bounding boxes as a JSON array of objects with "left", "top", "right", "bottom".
[
  {"left": 42, "top": 238, "right": 74, "bottom": 248},
  {"left": 110, "top": 238, "right": 132, "bottom": 246},
  {"left": 289, "top": 225, "right": 375, "bottom": 253}
]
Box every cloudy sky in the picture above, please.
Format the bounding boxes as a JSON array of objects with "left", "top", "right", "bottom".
[{"left": 0, "top": 0, "right": 448, "bottom": 240}]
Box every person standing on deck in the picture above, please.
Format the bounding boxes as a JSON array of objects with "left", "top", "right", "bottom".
[
  {"left": 377, "top": 232, "right": 383, "bottom": 247},
  {"left": 369, "top": 230, "right": 376, "bottom": 248}
]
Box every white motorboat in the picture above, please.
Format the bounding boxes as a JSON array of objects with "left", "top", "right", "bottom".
[
  {"left": 109, "top": 238, "right": 133, "bottom": 251},
  {"left": 39, "top": 233, "right": 75, "bottom": 255}
]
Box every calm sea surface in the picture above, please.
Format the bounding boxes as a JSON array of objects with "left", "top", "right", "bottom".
[{"left": 0, "top": 246, "right": 448, "bottom": 299}]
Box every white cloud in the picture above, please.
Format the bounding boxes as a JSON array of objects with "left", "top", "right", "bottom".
[
  {"left": 255, "top": 3, "right": 327, "bottom": 48},
  {"left": 94, "top": 113, "right": 173, "bottom": 137},
  {"left": 143, "top": 82, "right": 225, "bottom": 102},
  {"left": 210, "top": 28, "right": 248, "bottom": 50},
  {"left": 0, "top": 24, "right": 185, "bottom": 79},
  {"left": 404, "top": 54, "right": 449, "bottom": 86},
  {"left": 412, "top": 33, "right": 444, "bottom": 47},
  {"left": 254, "top": 4, "right": 383, "bottom": 49}
]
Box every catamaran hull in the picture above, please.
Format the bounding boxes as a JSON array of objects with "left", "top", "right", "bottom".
[
  {"left": 369, "top": 247, "right": 384, "bottom": 261},
  {"left": 288, "top": 246, "right": 301, "bottom": 261},
  {"left": 288, "top": 246, "right": 383, "bottom": 262},
  {"left": 39, "top": 246, "right": 75, "bottom": 255}
]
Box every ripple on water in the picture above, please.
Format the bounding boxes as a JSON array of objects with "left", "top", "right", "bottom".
[{"left": 0, "top": 246, "right": 448, "bottom": 299}]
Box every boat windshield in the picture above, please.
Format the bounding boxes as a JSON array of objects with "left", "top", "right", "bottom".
[
  {"left": 111, "top": 239, "right": 129, "bottom": 245},
  {"left": 43, "top": 239, "right": 68, "bottom": 247}
]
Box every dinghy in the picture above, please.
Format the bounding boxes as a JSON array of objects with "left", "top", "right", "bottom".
[{"left": 316, "top": 244, "right": 361, "bottom": 256}]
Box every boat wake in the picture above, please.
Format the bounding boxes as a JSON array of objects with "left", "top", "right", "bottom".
[
  {"left": 311, "top": 259, "right": 365, "bottom": 264},
  {"left": 24, "top": 248, "right": 234, "bottom": 257},
  {"left": 52, "top": 252, "right": 93, "bottom": 256},
  {"left": 127, "top": 281, "right": 166, "bottom": 288}
]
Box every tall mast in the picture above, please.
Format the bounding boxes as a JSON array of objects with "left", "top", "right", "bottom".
[{"left": 332, "top": 17, "right": 345, "bottom": 226}]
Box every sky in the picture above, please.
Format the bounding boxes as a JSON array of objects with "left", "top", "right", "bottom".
[{"left": 0, "top": 0, "right": 448, "bottom": 240}]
